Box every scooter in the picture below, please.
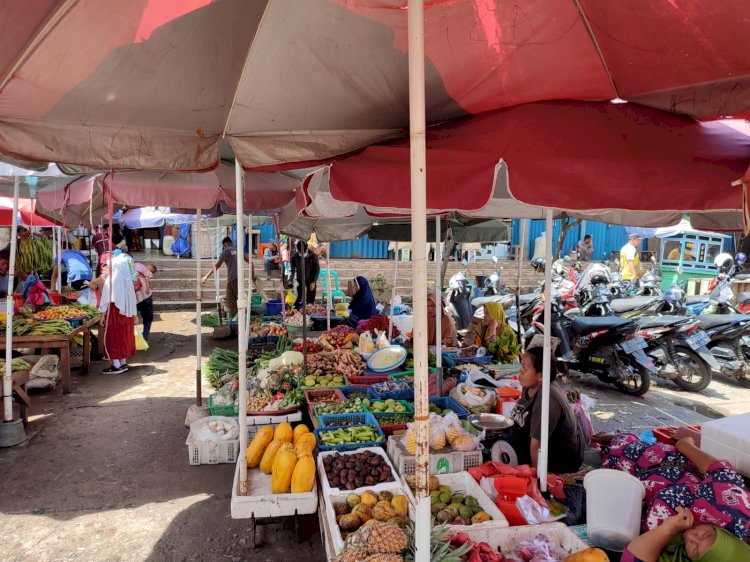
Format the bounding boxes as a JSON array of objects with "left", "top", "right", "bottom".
[
  {"left": 445, "top": 260, "right": 473, "bottom": 331},
  {"left": 478, "top": 256, "right": 503, "bottom": 296},
  {"left": 526, "top": 279, "right": 655, "bottom": 396},
  {"left": 635, "top": 257, "right": 662, "bottom": 297}
]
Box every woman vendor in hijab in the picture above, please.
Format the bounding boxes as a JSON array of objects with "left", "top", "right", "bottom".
[
  {"left": 462, "top": 300, "right": 514, "bottom": 348},
  {"left": 426, "top": 292, "right": 458, "bottom": 347},
  {"left": 98, "top": 252, "right": 137, "bottom": 375},
  {"left": 346, "top": 276, "right": 378, "bottom": 326}
]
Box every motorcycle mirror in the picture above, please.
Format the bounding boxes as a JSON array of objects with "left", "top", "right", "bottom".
[{"left": 492, "top": 256, "right": 498, "bottom": 264}]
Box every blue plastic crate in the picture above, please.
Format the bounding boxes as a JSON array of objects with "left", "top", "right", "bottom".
[
  {"left": 429, "top": 396, "right": 470, "bottom": 420},
  {"left": 369, "top": 382, "right": 414, "bottom": 401},
  {"left": 449, "top": 353, "right": 493, "bottom": 365},
  {"left": 339, "top": 385, "right": 372, "bottom": 399},
  {"left": 314, "top": 420, "right": 385, "bottom": 451},
  {"left": 318, "top": 411, "right": 378, "bottom": 428}
]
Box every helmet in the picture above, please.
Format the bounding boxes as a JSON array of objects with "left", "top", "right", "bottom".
[
  {"left": 588, "top": 263, "right": 611, "bottom": 286},
  {"left": 713, "top": 252, "right": 735, "bottom": 274},
  {"left": 530, "top": 257, "right": 545, "bottom": 272},
  {"left": 736, "top": 252, "right": 747, "bottom": 266}
]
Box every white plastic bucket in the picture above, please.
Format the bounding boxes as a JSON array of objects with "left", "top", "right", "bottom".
[{"left": 583, "top": 469, "right": 645, "bottom": 552}]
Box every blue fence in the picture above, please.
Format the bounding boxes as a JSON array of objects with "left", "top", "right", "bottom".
[
  {"left": 329, "top": 236, "right": 389, "bottom": 259},
  {"left": 511, "top": 219, "right": 629, "bottom": 261}
]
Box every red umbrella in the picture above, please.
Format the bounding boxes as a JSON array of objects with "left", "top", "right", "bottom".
[
  {"left": 0, "top": 196, "right": 56, "bottom": 227},
  {"left": 327, "top": 100, "right": 750, "bottom": 216}
]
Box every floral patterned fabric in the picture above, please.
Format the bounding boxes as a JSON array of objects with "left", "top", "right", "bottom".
[{"left": 603, "top": 433, "right": 750, "bottom": 540}]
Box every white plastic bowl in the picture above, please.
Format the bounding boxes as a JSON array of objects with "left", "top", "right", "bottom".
[{"left": 584, "top": 469, "right": 645, "bottom": 552}]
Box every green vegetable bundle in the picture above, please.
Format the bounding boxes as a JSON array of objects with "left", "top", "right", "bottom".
[
  {"left": 14, "top": 319, "right": 72, "bottom": 336},
  {"left": 201, "top": 313, "right": 222, "bottom": 327},
  {"left": 318, "top": 425, "right": 380, "bottom": 446},
  {"left": 487, "top": 327, "right": 520, "bottom": 363},
  {"left": 204, "top": 348, "right": 239, "bottom": 389}
]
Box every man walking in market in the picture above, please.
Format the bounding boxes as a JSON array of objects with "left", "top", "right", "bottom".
[
  {"left": 201, "top": 236, "right": 255, "bottom": 319},
  {"left": 620, "top": 233, "right": 642, "bottom": 288}
]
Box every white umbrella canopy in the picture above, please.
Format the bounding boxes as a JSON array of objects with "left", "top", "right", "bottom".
[{"left": 1, "top": 0, "right": 749, "bottom": 171}]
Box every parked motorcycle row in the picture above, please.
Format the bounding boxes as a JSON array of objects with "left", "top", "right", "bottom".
[{"left": 444, "top": 252, "right": 750, "bottom": 398}]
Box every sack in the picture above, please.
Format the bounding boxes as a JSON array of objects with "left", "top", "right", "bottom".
[
  {"left": 449, "top": 382, "right": 497, "bottom": 414},
  {"left": 134, "top": 326, "right": 149, "bottom": 351},
  {"left": 26, "top": 279, "right": 51, "bottom": 306}
]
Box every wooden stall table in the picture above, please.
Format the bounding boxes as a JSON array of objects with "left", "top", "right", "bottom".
[{"left": 0, "top": 315, "right": 101, "bottom": 395}]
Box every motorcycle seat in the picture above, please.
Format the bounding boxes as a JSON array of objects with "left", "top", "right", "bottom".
[
  {"left": 685, "top": 295, "right": 708, "bottom": 304},
  {"left": 636, "top": 315, "right": 692, "bottom": 329},
  {"left": 571, "top": 315, "right": 633, "bottom": 335},
  {"left": 696, "top": 314, "right": 750, "bottom": 330},
  {"left": 738, "top": 292, "right": 750, "bottom": 305},
  {"left": 518, "top": 293, "right": 538, "bottom": 305},
  {"left": 610, "top": 296, "right": 659, "bottom": 313}
]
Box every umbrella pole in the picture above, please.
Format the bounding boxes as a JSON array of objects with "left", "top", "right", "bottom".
[
  {"left": 57, "top": 227, "right": 63, "bottom": 291},
  {"left": 3, "top": 178, "right": 20, "bottom": 424},
  {"left": 435, "top": 217, "right": 442, "bottom": 396},
  {"left": 516, "top": 219, "right": 527, "bottom": 349},
  {"left": 273, "top": 214, "right": 286, "bottom": 326},
  {"left": 388, "top": 247, "right": 398, "bottom": 341},
  {"left": 245, "top": 214, "right": 253, "bottom": 340},
  {"left": 407, "top": 0, "right": 430, "bottom": 558},
  {"left": 195, "top": 209, "right": 202, "bottom": 407},
  {"left": 214, "top": 218, "right": 221, "bottom": 317},
  {"left": 235, "top": 161, "right": 248, "bottom": 494},
  {"left": 539, "top": 210, "right": 554, "bottom": 492},
  {"left": 326, "top": 243, "right": 332, "bottom": 331},
  {"left": 301, "top": 241, "right": 307, "bottom": 377}
]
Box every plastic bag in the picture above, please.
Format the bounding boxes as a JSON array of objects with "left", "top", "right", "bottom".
[
  {"left": 375, "top": 330, "right": 390, "bottom": 350},
  {"left": 134, "top": 325, "right": 149, "bottom": 351},
  {"left": 442, "top": 411, "right": 484, "bottom": 451},
  {"left": 514, "top": 532, "right": 570, "bottom": 561},
  {"left": 516, "top": 495, "right": 566, "bottom": 526},
  {"left": 358, "top": 331, "right": 375, "bottom": 355},
  {"left": 449, "top": 382, "right": 497, "bottom": 414},
  {"left": 76, "top": 287, "right": 95, "bottom": 306},
  {"left": 571, "top": 393, "right": 596, "bottom": 447},
  {"left": 285, "top": 289, "right": 296, "bottom": 306}
]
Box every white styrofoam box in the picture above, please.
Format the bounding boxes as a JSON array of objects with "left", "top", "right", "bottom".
[
  {"left": 230, "top": 458, "right": 318, "bottom": 519},
  {"left": 463, "top": 522, "right": 587, "bottom": 558},
  {"left": 323, "top": 481, "right": 408, "bottom": 556},
  {"left": 701, "top": 413, "right": 750, "bottom": 476},
  {"left": 401, "top": 471, "right": 509, "bottom": 532},
  {"left": 317, "top": 488, "right": 337, "bottom": 562},
  {"left": 318, "top": 446, "right": 401, "bottom": 496}
]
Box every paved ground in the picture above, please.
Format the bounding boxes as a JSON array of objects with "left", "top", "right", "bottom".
[{"left": 1, "top": 312, "right": 748, "bottom": 561}]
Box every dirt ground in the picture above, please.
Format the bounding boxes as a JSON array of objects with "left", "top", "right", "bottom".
[{"left": 0, "top": 312, "right": 326, "bottom": 562}]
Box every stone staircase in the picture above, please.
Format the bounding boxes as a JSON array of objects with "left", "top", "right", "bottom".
[{"left": 134, "top": 251, "right": 543, "bottom": 311}]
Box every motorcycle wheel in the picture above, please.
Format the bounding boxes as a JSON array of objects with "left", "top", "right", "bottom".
[
  {"left": 613, "top": 352, "right": 651, "bottom": 396},
  {"left": 671, "top": 346, "right": 712, "bottom": 392},
  {"left": 739, "top": 344, "right": 750, "bottom": 389}
]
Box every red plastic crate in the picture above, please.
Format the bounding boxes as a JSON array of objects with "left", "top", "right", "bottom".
[
  {"left": 346, "top": 375, "right": 389, "bottom": 386},
  {"left": 304, "top": 388, "right": 345, "bottom": 405},
  {"left": 653, "top": 424, "right": 701, "bottom": 446}
]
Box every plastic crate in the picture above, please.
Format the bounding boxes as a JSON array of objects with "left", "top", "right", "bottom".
[
  {"left": 312, "top": 400, "right": 367, "bottom": 423},
  {"left": 207, "top": 393, "right": 239, "bottom": 416},
  {"left": 318, "top": 411, "right": 378, "bottom": 428},
  {"left": 372, "top": 412, "right": 413, "bottom": 435},
  {"left": 304, "top": 388, "right": 345, "bottom": 405},
  {"left": 386, "top": 435, "right": 482, "bottom": 475},
  {"left": 653, "top": 424, "right": 702, "bottom": 446},
  {"left": 429, "top": 396, "right": 470, "bottom": 419},
  {"left": 364, "top": 399, "right": 414, "bottom": 414},
  {"left": 388, "top": 367, "right": 437, "bottom": 383},
  {"left": 339, "top": 385, "right": 371, "bottom": 399},
  {"left": 450, "top": 353, "right": 493, "bottom": 365},
  {"left": 347, "top": 374, "right": 389, "bottom": 385},
  {"left": 314, "top": 423, "right": 385, "bottom": 451},
  {"left": 186, "top": 416, "right": 240, "bottom": 465},
  {"left": 369, "top": 382, "right": 414, "bottom": 401}
]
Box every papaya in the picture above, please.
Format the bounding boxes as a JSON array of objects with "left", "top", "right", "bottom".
[
  {"left": 293, "top": 424, "right": 310, "bottom": 445},
  {"left": 271, "top": 447, "right": 297, "bottom": 494},
  {"left": 564, "top": 548, "right": 610, "bottom": 562},
  {"left": 246, "top": 426, "right": 274, "bottom": 468},
  {"left": 259, "top": 438, "right": 284, "bottom": 474},
  {"left": 274, "top": 422, "right": 294, "bottom": 443},
  {"left": 290, "top": 454, "right": 316, "bottom": 493},
  {"left": 294, "top": 432, "right": 317, "bottom": 457}
]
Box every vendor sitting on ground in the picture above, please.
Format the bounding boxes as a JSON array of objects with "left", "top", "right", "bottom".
[
  {"left": 510, "top": 346, "right": 584, "bottom": 474},
  {"left": 624, "top": 507, "right": 749, "bottom": 562},
  {"left": 427, "top": 291, "right": 458, "bottom": 347},
  {"left": 345, "top": 276, "right": 378, "bottom": 327},
  {"left": 595, "top": 432, "right": 750, "bottom": 541},
  {"left": 463, "top": 301, "right": 514, "bottom": 348},
  {"left": 263, "top": 243, "right": 280, "bottom": 279}
]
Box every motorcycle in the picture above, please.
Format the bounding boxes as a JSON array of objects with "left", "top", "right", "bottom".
[
  {"left": 478, "top": 256, "right": 503, "bottom": 296},
  {"left": 635, "top": 257, "right": 662, "bottom": 297},
  {"left": 575, "top": 265, "right": 718, "bottom": 392},
  {"left": 445, "top": 260, "right": 473, "bottom": 331},
  {"left": 526, "top": 274, "right": 655, "bottom": 396}
]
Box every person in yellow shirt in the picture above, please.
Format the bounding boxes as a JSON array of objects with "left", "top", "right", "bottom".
[
  {"left": 620, "top": 233, "right": 642, "bottom": 285},
  {"left": 667, "top": 247, "right": 681, "bottom": 260}
]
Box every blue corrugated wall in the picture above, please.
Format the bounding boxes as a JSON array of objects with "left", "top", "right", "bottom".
[
  {"left": 511, "top": 219, "right": 629, "bottom": 261},
  {"left": 329, "top": 236, "right": 390, "bottom": 259},
  {"left": 258, "top": 223, "right": 276, "bottom": 243}
]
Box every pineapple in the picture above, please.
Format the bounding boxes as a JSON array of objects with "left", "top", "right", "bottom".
[
  {"left": 364, "top": 555, "right": 403, "bottom": 562},
  {"left": 280, "top": 371, "right": 295, "bottom": 392},
  {"left": 348, "top": 522, "right": 408, "bottom": 555},
  {"left": 403, "top": 522, "right": 472, "bottom": 562}
]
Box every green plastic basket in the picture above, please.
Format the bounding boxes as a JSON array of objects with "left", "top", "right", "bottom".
[{"left": 207, "top": 393, "right": 238, "bottom": 416}]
